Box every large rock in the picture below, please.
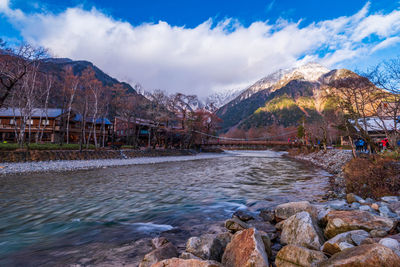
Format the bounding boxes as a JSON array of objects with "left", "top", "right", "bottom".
[
  {"left": 233, "top": 210, "right": 254, "bottom": 222},
  {"left": 151, "top": 258, "right": 222, "bottom": 267},
  {"left": 379, "top": 238, "right": 400, "bottom": 251},
  {"left": 321, "top": 230, "right": 369, "bottom": 255},
  {"left": 225, "top": 217, "right": 248, "bottom": 233},
  {"left": 389, "top": 202, "right": 400, "bottom": 216},
  {"left": 222, "top": 228, "right": 269, "bottom": 267},
  {"left": 185, "top": 233, "right": 231, "bottom": 261},
  {"left": 275, "top": 245, "right": 327, "bottom": 267},
  {"left": 280, "top": 211, "right": 324, "bottom": 250},
  {"left": 275, "top": 201, "right": 317, "bottom": 221},
  {"left": 140, "top": 242, "right": 179, "bottom": 267},
  {"left": 323, "top": 210, "right": 395, "bottom": 239},
  {"left": 319, "top": 244, "right": 400, "bottom": 267}
]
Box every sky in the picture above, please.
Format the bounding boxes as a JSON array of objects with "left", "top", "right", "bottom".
[{"left": 1, "top": 0, "right": 400, "bottom": 98}]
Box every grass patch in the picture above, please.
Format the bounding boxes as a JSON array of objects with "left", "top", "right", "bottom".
[
  {"left": 0, "top": 143, "right": 19, "bottom": 151},
  {"left": 0, "top": 143, "right": 96, "bottom": 150}
]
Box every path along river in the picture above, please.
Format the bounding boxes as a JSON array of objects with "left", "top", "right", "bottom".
[{"left": 0, "top": 150, "right": 331, "bottom": 265}]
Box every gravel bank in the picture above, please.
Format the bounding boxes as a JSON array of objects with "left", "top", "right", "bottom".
[
  {"left": 0, "top": 153, "right": 227, "bottom": 175},
  {"left": 292, "top": 149, "right": 353, "bottom": 175}
]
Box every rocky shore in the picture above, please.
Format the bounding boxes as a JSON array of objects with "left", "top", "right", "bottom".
[
  {"left": 288, "top": 149, "right": 353, "bottom": 197},
  {"left": 140, "top": 196, "right": 400, "bottom": 267}
]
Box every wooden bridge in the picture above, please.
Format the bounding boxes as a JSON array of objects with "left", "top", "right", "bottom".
[{"left": 198, "top": 140, "right": 300, "bottom": 150}]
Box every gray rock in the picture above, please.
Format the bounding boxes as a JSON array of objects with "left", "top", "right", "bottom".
[
  {"left": 379, "top": 205, "right": 398, "bottom": 218},
  {"left": 186, "top": 233, "right": 231, "bottom": 262},
  {"left": 382, "top": 196, "right": 399, "bottom": 203},
  {"left": 225, "top": 217, "right": 248, "bottom": 233},
  {"left": 321, "top": 230, "right": 369, "bottom": 255},
  {"left": 338, "top": 242, "right": 354, "bottom": 250},
  {"left": 351, "top": 202, "right": 361, "bottom": 209},
  {"left": 359, "top": 205, "right": 373, "bottom": 212},
  {"left": 389, "top": 202, "right": 400, "bottom": 216},
  {"left": 275, "top": 201, "right": 318, "bottom": 221},
  {"left": 259, "top": 208, "right": 275, "bottom": 222},
  {"left": 280, "top": 211, "right": 325, "bottom": 250},
  {"left": 152, "top": 237, "right": 169, "bottom": 249},
  {"left": 179, "top": 252, "right": 202, "bottom": 260},
  {"left": 276, "top": 245, "right": 328, "bottom": 267},
  {"left": 365, "top": 198, "right": 374, "bottom": 204},
  {"left": 139, "top": 242, "right": 179, "bottom": 267},
  {"left": 350, "top": 230, "right": 370, "bottom": 246},
  {"left": 233, "top": 210, "right": 254, "bottom": 222},
  {"left": 379, "top": 238, "right": 400, "bottom": 251},
  {"left": 370, "top": 229, "right": 388, "bottom": 238}
]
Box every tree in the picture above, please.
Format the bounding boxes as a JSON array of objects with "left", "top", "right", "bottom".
[
  {"left": 364, "top": 58, "right": 400, "bottom": 150},
  {"left": 327, "top": 74, "right": 381, "bottom": 155},
  {"left": 0, "top": 43, "right": 47, "bottom": 108}
]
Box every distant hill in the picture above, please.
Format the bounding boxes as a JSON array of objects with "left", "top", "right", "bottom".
[
  {"left": 216, "top": 63, "right": 371, "bottom": 132},
  {"left": 40, "top": 58, "right": 139, "bottom": 95}
]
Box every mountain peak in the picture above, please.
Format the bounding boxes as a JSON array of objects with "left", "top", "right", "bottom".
[{"left": 289, "top": 62, "right": 330, "bottom": 82}]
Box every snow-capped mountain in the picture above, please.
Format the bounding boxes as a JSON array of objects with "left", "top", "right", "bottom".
[
  {"left": 238, "top": 62, "right": 330, "bottom": 101},
  {"left": 205, "top": 88, "right": 244, "bottom": 109},
  {"left": 215, "top": 63, "right": 368, "bottom": 132}
]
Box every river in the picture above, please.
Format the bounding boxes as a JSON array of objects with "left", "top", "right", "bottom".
[{"left": 0, "top": 150, "right": 330, "bottom": 266}]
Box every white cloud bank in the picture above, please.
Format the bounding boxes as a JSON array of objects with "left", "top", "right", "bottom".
[{"left": 1, "top": 1, "right": 400, "bottom": 97}]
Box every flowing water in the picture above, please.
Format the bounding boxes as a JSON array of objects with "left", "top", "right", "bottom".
[{"left": 0, "top": 150, "right": 330, "bottom": 265}]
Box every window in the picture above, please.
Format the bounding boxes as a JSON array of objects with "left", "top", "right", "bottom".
[
  {"left": 42, "top": 120, "right": 50, "bottom": 125},
  {"left": 26, "top": 119, "right": 34, "bottom": 125},
  {"left": 10, "top": 119, "right": 16, "bottom": 125}
]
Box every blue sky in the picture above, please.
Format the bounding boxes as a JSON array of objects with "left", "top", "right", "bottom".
[{"left": 1, "top": 0, "right": 400, "bottom": 96}]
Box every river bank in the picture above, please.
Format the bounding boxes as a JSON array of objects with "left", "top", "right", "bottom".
[{"left": 138, "top": 196, "right": 400, "bottom": 267}]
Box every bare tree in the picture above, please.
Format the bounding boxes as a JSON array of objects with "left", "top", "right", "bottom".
[{"left": 0, "top": 43, "right": 46, "bottom": 108}]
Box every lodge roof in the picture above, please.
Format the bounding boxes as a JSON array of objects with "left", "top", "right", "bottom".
[
  {"left": 353, "top": 116, "right": 400, "bottom": 132},
  {"left": 0, "top": 108, "right": 63, "bottom": 118}
]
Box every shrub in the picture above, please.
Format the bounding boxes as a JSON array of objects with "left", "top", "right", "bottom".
[{"left": 344, "top": 156, "right": 400, "bottom": 199}]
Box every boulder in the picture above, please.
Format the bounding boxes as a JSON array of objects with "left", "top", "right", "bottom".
[
  {"left": 389, "top": 202, "right": 400, "bottom": 216},
  {"left": 382, "top": 196, "right": 399, "bottom": 203},
  {"left": 321, "top": 230, "right": 369, "bottom": 255},
  {"left": 323, "top": 210, "right": 395, "bottom": 239},
  {"left": 151, "top": 258, "right": 222, "bottom": 267},
  {"left": 185, "top": 233, "right": 231, "bottom": 261},
  {"left": 371, "top": 203, "right": 379, "bottom": 211},
  {"left": 370, "top": 229, "right": 388, "bottom": 238},
  {"left": 139, "top": 242, "right": 179, "bottom": 267},
  {"left": 221, "top": 228, "right": 269, "bottom": 267},
  {"left": 380, "top": 205, "right": 398, "bottom": 218},
  {"left": 259, "top": 208, "right": 275, "bottom": 222},
  {"left": 280, "top": 211, "right": 324, "bottom": 250},
  {"left": 346, "top": 193, "right": 357, "bottom": 204},
  {"left": 275, "top": 245, "right": 327, "bottom": 267},
  {"left": 225, "top": 217, "right": 248, "bottom": 233},
  {"left": 233, "top": 210, "right": 254, "bottom": 222},
  {"left": 179, "top": 252, "right": 202, "bottom": 260},
  {"left": 247, "top": 220, "right": 276, "bottom": 234},
  {"left": 152, "top": 237, "right": 169, "bottom": 249},
  {"left": 319, "top": 244, "right": 400, "bottom": 267},
  {"left": 338, "top": 242, "right": 354, "bottom": 251},
  {"left": 275, "top": 201, "right": 317, "bottom": 221},
  {"left": 379, "top": 238, "right": 400, "bottom": 251}
]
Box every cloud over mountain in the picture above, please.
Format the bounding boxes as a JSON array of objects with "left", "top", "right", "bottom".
[{"left": 1, "top": 0, "right": 400, "bottom": 97}]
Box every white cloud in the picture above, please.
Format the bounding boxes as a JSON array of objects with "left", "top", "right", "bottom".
[{"left": 1, "top": 1, "right": 400, "bottom": 97}]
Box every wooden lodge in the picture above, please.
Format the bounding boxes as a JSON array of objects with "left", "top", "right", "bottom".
[{"left": 0, "top": 108, "right": 112, "bottom": 144}]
